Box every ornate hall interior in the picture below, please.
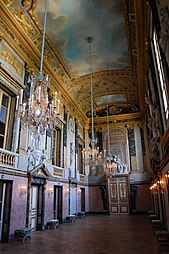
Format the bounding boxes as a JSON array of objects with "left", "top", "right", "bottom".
[{"left": 0, "top": 0, "right": 169, "bottom": 252}]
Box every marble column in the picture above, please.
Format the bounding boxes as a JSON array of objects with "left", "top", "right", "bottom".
[
  {"left": 12, "top": 110, "right": 20, "bottom": 153},
  {"left": 134, "top": 125, "right": 144, "bottom": 173},
  {"left": 26, "top": 177, "right": 32, "bottom": 227},
  {"left": 143, "top": 124, "right": 151, "bottom": 171}
]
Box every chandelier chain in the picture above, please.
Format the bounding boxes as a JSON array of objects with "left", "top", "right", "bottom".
[{"left": 39, "top": 0, "right": 48, "bottom": 76}]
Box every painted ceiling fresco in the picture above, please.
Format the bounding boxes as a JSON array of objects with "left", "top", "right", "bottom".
[
  {"left": 6, "top": 0, "right": 140, "bottom": 117},
  {"left": 34, "top": 0, "right": 128, "bottom": 77}
]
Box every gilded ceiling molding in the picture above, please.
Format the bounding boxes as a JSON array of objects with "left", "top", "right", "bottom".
[
  {"left": 75, "top": 86, "right": 139, "bottom": 115},
  {"left": 93, "top": 112, "right": 144, "bottom": 125},
  {"left": 71, "top": 68, "right": 135, "bottom": 85},
  {"left": 68, "top": 70, "right": 139, "bottom": 114},
  {"left": 124, "top": 0, "right": 137, "bottom": 69},
  {"left": 87, "top": 114, "right": 145, "bottom": 131},
  {"left": 9, "top": 3, "right": 37, "bottom": 39},
  {"left": 2, "top": 0, "right": 13, "bottom": 6},
  {"left": 20, "top": 0, "right": 37, "bottom": 12},
  {"left": 134, "top": 0, "right": 149, "bottom": 113},
  {"left": 0, "top": 3, "right": 39, "bottom": 72}
]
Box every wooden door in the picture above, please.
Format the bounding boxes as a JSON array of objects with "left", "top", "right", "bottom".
[
  {"left": 108, "top": 176, "right": 129, "bottom": 214},
  {"left": 0, "top": 182, "right": 6, "bottom": 241},
  {"left": 54, "top": 187, "right": 58, "bottom": 219},
  {"left": 81, "top": 188, "right": 85, "bottom": 212},
  {"left": 54, "top": 186, "right": 62, "bottom": 223},
  {"left": 0, "top": 181, "right": 12, "bottom": 242},
  {"left": 30, "top": 185, "right": 38, "bottom": 231}
]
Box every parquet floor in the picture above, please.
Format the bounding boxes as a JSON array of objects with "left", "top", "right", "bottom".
[{"left": 0, "top": 214, "right": 158, "bottom": 254}]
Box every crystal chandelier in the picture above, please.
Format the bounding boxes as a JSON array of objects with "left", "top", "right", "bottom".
[
  {"left": 18, "top": 0, "right": 60, "bottom": 135},
  {"left": 104, "top": 98, "right": 117, "bottom": 174},
  {"left": 82, "top": 37, "right": 103, "bottom": 170}
]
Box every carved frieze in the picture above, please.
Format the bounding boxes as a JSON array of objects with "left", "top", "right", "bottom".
[
  {"left": 2, "top": 0, "right": 13, "bottom": 6},
  {"left": 0, "top": 17, "right": 39, "bottom": 71},
  {"left": 9, "top": 3, "right": 38, "bottom": 39},
  {"left": 0, "top": 39, "right": 25, "bottom": 83}
]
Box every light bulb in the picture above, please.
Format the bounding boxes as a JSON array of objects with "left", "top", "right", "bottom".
[{"left": 36, "top": 108, "right": 41, "bottom": 116}]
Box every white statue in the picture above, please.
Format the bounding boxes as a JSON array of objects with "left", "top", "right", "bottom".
[{"left": 70, "top": 142, "right": 75, "bottom": 166}]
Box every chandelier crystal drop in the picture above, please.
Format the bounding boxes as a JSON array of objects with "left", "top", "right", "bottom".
[
  {"left": 18, "top": 0, "right": 60, "bottom": 135},
  {"left": 82, "top": 140, "right": 103, "bottom": 169},
  {"left": 82, "top": 37, "right": 103, "bottom": 170},
  {"left": 19, "top": 74, "right": 60, "bottom": 135}
]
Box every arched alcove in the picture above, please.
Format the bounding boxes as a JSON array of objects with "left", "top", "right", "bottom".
[{"left": 103, "top": 127, "right": 130, "bottom": 168}]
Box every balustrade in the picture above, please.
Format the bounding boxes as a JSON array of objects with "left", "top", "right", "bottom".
[{"left": 0, "top": 148, "right": 19, "bottom": 169}]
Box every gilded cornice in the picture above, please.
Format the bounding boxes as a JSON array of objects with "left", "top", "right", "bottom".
[
  {"left": 86, "top": 112, "right": 145, "bottom": 130},
  {"left": 134, "top": 0, "right": 150, "bottom": 114},
  {"left": 0, "top": 2, "right": 39, "bottom": 71}
]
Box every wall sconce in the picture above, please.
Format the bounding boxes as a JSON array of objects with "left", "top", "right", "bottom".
[
  {"left": 165, "top": 172, "right": 169, "bottom": 185},
  {"left": 149, "top": 182, "right": 158, "bottom": 192},
  {"left": 20, "top": 184, "right": 27, "bottom": 197},
  {"left": 48, "top": 187, "right": 53, "bottom": 198},
  {"left": 65, "top": 188, "right": 69, "bottom": 196},
  {"left": 157, "top": 179, "right": 166, "bottom": 191},
  {"left": 77, "top": 188, "right": 82, "bottom": 196}
]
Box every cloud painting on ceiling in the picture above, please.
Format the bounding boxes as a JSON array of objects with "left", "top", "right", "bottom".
[
  {"left": 34, "top": 0, "right": 128, "bottom": 77},
  {"left": 95, "top": 94, "right": 127, "bottom": 106}
]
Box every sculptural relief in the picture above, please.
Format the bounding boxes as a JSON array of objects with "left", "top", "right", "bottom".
[
  {"left": 1, "top": 41, "right": 24, "bottom": 78},
  {"left": 159, "top": 6, "right": 169, "bottom": 67},
  {"left": 146, "top": 94, "right": 161, "bottom": 164},
  {"left": 10, "top": 7, "right": 36, "bottom": 38}
]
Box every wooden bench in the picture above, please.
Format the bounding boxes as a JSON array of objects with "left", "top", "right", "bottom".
[
  {"left": 46, "top": 219, "right": 59, "bottom": 229},
  {"left": 148, "top": 210, "right": 156, "bottom": 215},
  {"left": 158, "top": 241, "right": 169, "bottom": 254},
  {"left": 156, "top": 231, "right": 169, "bottom": 242},
  {"left": 15, "top": 227, "right": 31, "bottom": 241},
  {"left": 152, "top": 220, "right": 163, "bottom": 231},
  {"left": 66, "top": 215, "right": 76, "bottom": 223},
  {"left": 149, "top": 214, "right": 159, "bottom": 220},
  {"left": 78, "top": 212, "right": 85, "bottom": 218},
  {"left": 156, "top": 231, "right": 169, "bottom": 237}
]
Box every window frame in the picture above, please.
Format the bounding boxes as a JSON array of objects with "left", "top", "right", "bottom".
[
  {"left": 152, "top": 29, "right": 169, "bottom": 122},
  {"left": 0, "top": 89, "right": 11, "bottom": 149},
  {"left": 52, "top": 127, "right": 61, "bottom": 167}
]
